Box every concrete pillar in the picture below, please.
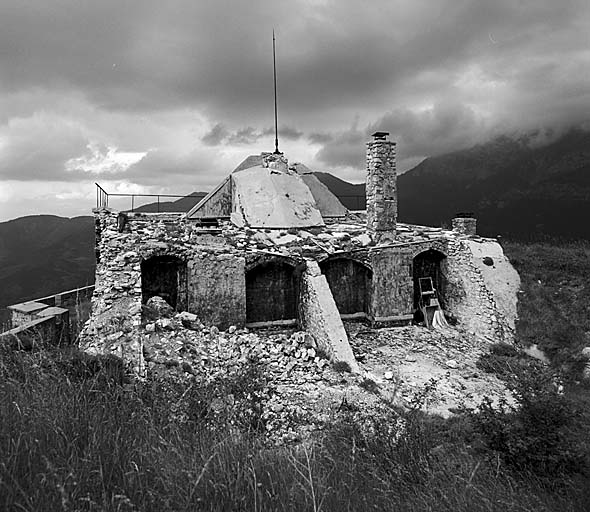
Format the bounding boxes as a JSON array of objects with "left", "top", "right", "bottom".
[
  {"left": 299, "top": 260, "right": 359, "bottom": 372},
  {"left": 366, "top": 132, "right": 397, "bottom": 241}
]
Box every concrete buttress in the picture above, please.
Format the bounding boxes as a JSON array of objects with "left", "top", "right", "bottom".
[{"left": 299, "top": 260, "right": 360, "bottom": 372}]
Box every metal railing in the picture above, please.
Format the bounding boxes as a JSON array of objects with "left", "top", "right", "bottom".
[
  {"left": 95, "top": 184, "right": 365, "bottom": 212},
  {"left": 95, "top": 183, "right": 205, "bottom": 213}
]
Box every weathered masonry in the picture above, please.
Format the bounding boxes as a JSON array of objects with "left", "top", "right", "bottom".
[{"left": 82, "top": 133, "right": 520, "bottom": 372}]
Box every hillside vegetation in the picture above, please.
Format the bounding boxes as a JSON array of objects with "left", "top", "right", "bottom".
[
  {"left": 0, "top": 215, "right": 95, "bottom": 309},
  {"left": 1, "top": 239, "right": 589, "bottom": 511}
]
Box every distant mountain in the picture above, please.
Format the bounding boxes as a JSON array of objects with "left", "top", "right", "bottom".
[
  {"left": 397, "top": 128, "right": 590, "bottom": 238},
  {"left": 0, "top": 215, "right": 95, "bottom": 310},
  {"left": 316, "top": 128, "right": 590, "bottom": 239},
  {"left": 312, "top": 172, "right": 365, "bottom": 211},
  {"left": 132, "top": 192, "right": 206, "bottom": 213}
]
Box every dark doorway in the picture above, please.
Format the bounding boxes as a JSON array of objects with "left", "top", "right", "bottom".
[
  {"left": 141, "top": 255, "right": 186, "bottom": 310},
  {"left": 319, "top": 258, "right": 372, "bottom": 316},
  {"left": 412, "top": 249, "right": 446, "bottom": 310},
  {"left": 246, "top": 260, "right": 297, "bottom": 324}
]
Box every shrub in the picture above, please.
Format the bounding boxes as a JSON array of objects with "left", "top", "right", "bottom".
[
  {"left": 471, "top": 363, "right": 587, "bottom": 476},
  {"left": 331, "top": 361, "right": 352, "bottom": 373},
  {"left": 476, "top": 342, "right": 524, "bottom": 378}
]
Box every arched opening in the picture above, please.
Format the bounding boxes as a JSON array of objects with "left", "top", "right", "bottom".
[
  {"left": 246, "top": 260, "right": 298, "bottom": 324},
  {"left": 319, "top": 258, "right": 372, "bottom": 318},
  {"left": 412, "top": 249, "right": 447, "bottom": 312},
  {"left": 141, "top": 255, "right": 187, "bottom": 310}
]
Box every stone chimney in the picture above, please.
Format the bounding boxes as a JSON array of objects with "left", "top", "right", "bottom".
[
  {"left": 366, "top": 131, "right": 397, "bottom": 240},
  {"left": 452, "top": 212, "right": 477, "bottom": 236}
]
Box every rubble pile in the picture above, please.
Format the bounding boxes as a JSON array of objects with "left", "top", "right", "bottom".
[
  {"left": 128, "top": 298, "right": 513, "bottom": 443},
  {"left": 140, "top": 306, "right": 376, "bottom": 443},
  {"left": 348, "top": 322, "right": 513, "bottom": 415}
]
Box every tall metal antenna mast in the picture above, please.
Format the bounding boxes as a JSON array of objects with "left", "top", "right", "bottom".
[{"left": 273, "top": 30, "right": 280, "bottom": 154}]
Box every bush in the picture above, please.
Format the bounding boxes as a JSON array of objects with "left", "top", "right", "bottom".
[
  {"left": 471, "top": 363, "right": 588, "bottom": 476},
  {"left": 476, "top": 342, "right": 526, "bottom": 378}
]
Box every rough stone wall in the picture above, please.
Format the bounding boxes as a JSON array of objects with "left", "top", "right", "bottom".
[
  {"left": 366, "top": 237, "right": 514, "bottom": 340},
  {"left": 299, "top": 260, "right": 359, "bottom": 372},
  {"left": 370, "top": 248, "right": 413, "bottom": 321},
  {"left": 452, "top": 217, "right": 477, "bottom": 236},
  {"left": 444, "top": 238, "right": 511, "bottom": 341},
  {"left": 465, "top": 240, "right": 520, "bottom": 333},
  {"left": 370, "top": 240, "right": 449, "bottom": 323},
  {"left": 190, "top": 254, "right": 246, "bottom": 329},
  {"left": 81, "top": 208, "right": 249, "bottom": 369},
  {"left": 366, "top": 138, "right": 397, "bottom": 239}
]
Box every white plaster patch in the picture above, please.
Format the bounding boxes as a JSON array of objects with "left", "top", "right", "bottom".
[{"left": 466, "top": 240, "right": 521, "bottom": 332}]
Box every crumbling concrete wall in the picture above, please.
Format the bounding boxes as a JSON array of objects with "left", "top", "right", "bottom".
[{"left": 299, "top": 260, "right": 359, "bottom": 372}]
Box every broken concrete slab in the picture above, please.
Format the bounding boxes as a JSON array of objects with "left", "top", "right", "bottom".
[{"left": 299, "top": 260, "right": 359, "bottom": 373}]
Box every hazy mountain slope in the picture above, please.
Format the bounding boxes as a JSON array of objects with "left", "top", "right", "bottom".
[
  {"left": 132, "top": 192, "right": 206, "bottom": 213},
  {"left": 397, "top": 129, "right": 590, "bottom": 238},
  {"left": 312, "top": 172, "right": 365, "bottom": 210},
  {"left": 314, "top": 129, "right": 590, "bottom": 239},
  {"left": 0, "top": 215, "right": 95, "bottom": 308}
]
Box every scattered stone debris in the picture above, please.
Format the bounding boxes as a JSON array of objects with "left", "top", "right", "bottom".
[{"left": 123, "top": 298, "right": 513, "bottom": 443}]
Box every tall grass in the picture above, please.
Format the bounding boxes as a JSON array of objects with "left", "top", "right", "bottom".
[
  {"left": 1, "top": 345, "right": 588, "bottom": 511},
  {"left": 502, "top": 239, "right": 590, "bottom": 376}
]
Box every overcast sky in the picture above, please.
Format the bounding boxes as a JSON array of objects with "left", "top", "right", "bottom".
[{"left": 1, "top": 0, "right": 589, "bottom": 221}]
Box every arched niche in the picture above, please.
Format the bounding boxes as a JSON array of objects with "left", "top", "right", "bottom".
[
  {"left": 412, "top": 249, "right": 447, "bottom": 310},
  {"left": 245, "top": 259, "right": 298, "bottom": 324},
  {"left": 319, "top": 257, "right": 372, "bottom": 318},
  {"left": 141, "top": 255, "right": 187, "bottom": 310}
]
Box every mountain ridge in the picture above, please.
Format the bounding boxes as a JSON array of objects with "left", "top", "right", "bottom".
[{"left": 2, "top": 128, "right": 589, "bottom": 309}]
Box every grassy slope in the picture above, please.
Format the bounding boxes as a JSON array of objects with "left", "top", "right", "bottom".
[
  {"left": 503, "top": 239, "right": 590, "bottom": 372},
  {"left": 0, "top": 215, "right": 95, "bottom": 308},
  {"left": 1, "top": 241, "right": 589, "bottom": 511}
]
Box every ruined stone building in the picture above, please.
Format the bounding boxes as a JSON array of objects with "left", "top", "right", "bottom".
[{"left": 82, "top": 132, "right": 520, "bottom": 371}]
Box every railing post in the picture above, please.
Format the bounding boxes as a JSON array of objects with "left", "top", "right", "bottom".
[{"left": 131, "top": 195, "right": 135, "bottom": 212}]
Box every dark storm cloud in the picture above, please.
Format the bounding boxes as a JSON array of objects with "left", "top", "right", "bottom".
[
  {"left": 315, "top": 103, "right": 487, "bottom": 170},
  {"left": 122, "top": 148, "right": 216, "bottom": 187},
  {"left": 201, "top": 124, "right": 229, "bottom": 146},
  {"left": 315, "top": 121, "right": 365, "bottom": 169},
  {"left": 262, "top": 125, "right": 303, "bottom": 141},
  {"left": 308, "top": 133, "right": 333, "bottom": 145},
  {"left": 202, "top": 123, "right": 302, "bottom": 146},
  {"left": 0, "top": 114, "right": 88, "bottom": 181},
  {"left": 0, "top": 0, "right": 588, "bottom": 128},
  {"left": 369, "top": 103, "right": 487, "bottom": 159},
  {"left": 1, "top": 0, "right": 589, "bottom": 221}
]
